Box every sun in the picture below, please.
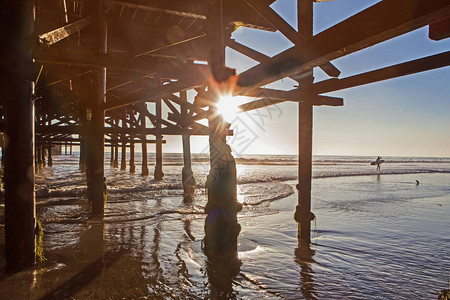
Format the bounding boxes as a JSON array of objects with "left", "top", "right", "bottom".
[{"left": 215, "top": 94, "right": 241, "bottom": 123}]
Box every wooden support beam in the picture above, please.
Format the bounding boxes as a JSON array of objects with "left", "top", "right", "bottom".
[
  {"left": 113, "top": 142, "right": 119, "bottom": 168},
  {"left": 229, "top": 38, "right": 339, "bottom": 86},
  {"left": 129, "top": 140, "right": 136, "bottom": 173},
  {"left": 86, "top": 0, "right": 107, "bottom": 217},
  {"left": 166, "top": 94, "right": 206, "bottom": 117},
  {"left": 105, "top": 74, "right": 209, "bottom": 111},
  {"left": 237, "top": 0, "right": 450, "bottom": 92},
  {"left": 38, "top": 16, "right": 92, "bottom": 46},
  {"left": 39, "top": 70, "right": 92, "bottom": 88},
  {"left": 134, "top": 33, "right": 207, "bottom": 58},
  {"left": 110, "top": 143, "right": 114, "bottom": 167},
  {"left": 120, "top": 118, "right": 127, "bottom": 171},
  {"left": 296, "top": 95, "right": 313, "bottom": 241},
  {"left": 312, "top": 51, "right": 450, "bottom": 94},
  {"left": 79, "top": 136, "right": 87, "bottom": 170},
  {"left": 111, "top": 0, "right": 275, "bottom": 31},
  {"left": 180, "top": 91, "right": 195, "bottom": 201},
  {"left": 141, "top": 108, "right": 178, "bottom": 130},
  {"left": 154, "top": 99, "right": 164, "bottom": 181},
  {"left": 36, "top": 124, "right": 221, "bottom": 136},
  {"left": 112, "top": 1, "right": 205, "bottom": 20},
  {"left": 294, "top": 0, "right": 314, "bottom": 243},
  {"left": 140, "top": 114, "right": 149, "bottom": 176},
  {"left": 47, "top": 144, "right": 53, "bottom": 166},
  {"left": 429, "top": 18, "right": 450, "bottom": 40},
  {"left": 163, "top": 98, "right": 181, "bottom": 117},
  {"left": 41, "top": 144, "right": 46, "bottom": 167},
  {"left": 238, "top": 95, "right": 343, "bottom": 112},
  {"left": 238, "top": 51, "right": 450, "bottom": 112},
  {"left": 204, "top": 0, "right": 240, "bottom": 258},
  {"left": 227, "top": 39, "right": 270, "bottom": 62},
  {"left": 36, "top": 52, "right": 209, "bottom": 76},
  {"left": 1, "top": 0, "right": 36, "bottom": 272},
  {"left": 242, "top": 0, "right": 340, "bottom": 78}
]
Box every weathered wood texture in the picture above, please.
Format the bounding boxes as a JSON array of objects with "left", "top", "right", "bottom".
[{"left": 1, "top": 0, "right": 36, "bottom": 272}]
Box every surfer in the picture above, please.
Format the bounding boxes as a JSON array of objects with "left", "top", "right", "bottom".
[
  {"left": 416, "top": 180, "right": 419, "bottom": 185},
  {"left": 375, "top": 156, "right": 381, "bottom": 171}
]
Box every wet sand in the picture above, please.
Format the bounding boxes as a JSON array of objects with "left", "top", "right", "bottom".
[{"left": 0, "top": 169, "right": 449, "bottom": 299}]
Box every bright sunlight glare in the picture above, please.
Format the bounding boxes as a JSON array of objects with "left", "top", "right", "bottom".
[{"left": 216, "top": 95, "right": 241, "bottom": 123}]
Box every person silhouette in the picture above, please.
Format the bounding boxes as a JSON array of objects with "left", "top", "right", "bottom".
[{"left": 375, "top": 156, "right": 381, "bottom": 172}]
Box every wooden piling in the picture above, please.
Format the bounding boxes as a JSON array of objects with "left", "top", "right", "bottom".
[
  {"left": 203, "top": 0, "right": 240, "bottom": 258},
  {"left": 48, "top": 144, "right": 53, "bottom": 166},
  {"left": 86, "top": 0, "right": 107, "bottom": 216},
  {"left": 36, "top": 145, "right": 42, "bottom": 170},
  {"left": 140, "top": 113, "right": 149, "bottom": 176},
  {"left": 120, "top": 135, "right": 127, "bottom": 170},
  {"left": 110, "top": 143, "right": 114, "bottom": 166},
  {"left": 129, "top": 140, "right": 136, "bottom": 173},
  {"left": 294, "top": 0, "right": 314, "bottom": 242},
  {"left": 79, "top": 137, "right": 87, "bottom": 171},
  {"left": 1, "top": 0, "right": 36, "bottom": 272},
  {"left": 154, "top": 99, "right": 164, "bottom": 181},
  {"left": 295, "top": 96, "right": 314, "bottom": 241},
  {"left": 180, "top": 91, "right": 195, "bottom": 199},
  {"left": 113, "top": 142, "right": 119, "bottom": 168},
  {"left": 41, "top": 145, "right": 46, "bottom": 167}
]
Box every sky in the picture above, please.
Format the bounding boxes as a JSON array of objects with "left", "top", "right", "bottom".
[{"left": 159, "top": 0, "right": 450, "bottom": 157}]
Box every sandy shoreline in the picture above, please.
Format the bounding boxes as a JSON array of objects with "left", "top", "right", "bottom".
[{"left": 0, "top": 173, "right": 449, "bottom": 299}]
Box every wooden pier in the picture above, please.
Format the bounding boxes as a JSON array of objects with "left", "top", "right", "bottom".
[{"left": 0, "top": 0, "right": 449, "bottom": 270}]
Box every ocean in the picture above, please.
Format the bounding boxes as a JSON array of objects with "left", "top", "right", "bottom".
[{"left": 0, "top": 154, "right": 449, "bottom": 299}]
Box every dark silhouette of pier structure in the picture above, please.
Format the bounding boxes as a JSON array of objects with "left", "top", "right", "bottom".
[{"left": 0, "top": 0, "right": 449, "bottom": 271}]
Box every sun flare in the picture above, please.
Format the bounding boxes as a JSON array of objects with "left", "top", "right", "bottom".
[{"left": 216, "top": 95, "right": 241, "bottom": 123}]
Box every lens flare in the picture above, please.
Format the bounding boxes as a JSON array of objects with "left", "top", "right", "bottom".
[{"left": 216, "top": 95, "right": 240, "bottom": 123}]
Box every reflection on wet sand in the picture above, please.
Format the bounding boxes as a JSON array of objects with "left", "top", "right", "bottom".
[
  {"left": 206, "top": 254, "right": 242, "bottom": 299},
  {"left": 295, "top": 239, "right": 317, "bottom": 300}
]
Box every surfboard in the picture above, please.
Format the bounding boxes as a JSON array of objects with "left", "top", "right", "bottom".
[{"left": 370, "top": 159, "right": 385, "bottom": 165}]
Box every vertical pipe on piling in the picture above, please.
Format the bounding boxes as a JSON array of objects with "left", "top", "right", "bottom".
[
  {"left": 154, "top": 99, "right": 164, "bottom": 181},
  {"left": 1, "top": 0, "right": 36, "bottom": 271},
  {"left": 47, "top": 121, "right": 53, "bottom": 166},
  {"left": 86, "top": 0, "right": 107, "bottom": 216}
]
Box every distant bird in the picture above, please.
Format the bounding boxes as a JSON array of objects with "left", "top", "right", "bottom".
[{"left": 416, "top": 180, "right": 419, "bottom": 185}]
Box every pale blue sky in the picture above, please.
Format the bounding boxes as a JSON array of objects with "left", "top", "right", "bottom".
[{"left": 162, "top": 0, "right": 450, "bottom": 157}]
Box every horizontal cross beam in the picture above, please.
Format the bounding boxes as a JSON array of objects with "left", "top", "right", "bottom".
[{"left": 238, "top": 51, "right": 450, "bottom": 111}]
